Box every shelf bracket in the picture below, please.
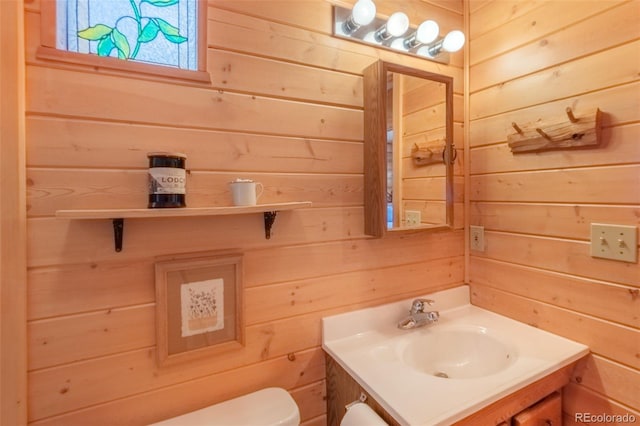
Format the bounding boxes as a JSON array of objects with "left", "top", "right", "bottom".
[
  {"left": 113, "top": 218, "right": 124, "bottom": 252},
  {"left": 263, "top": 211, "right": 278, "bottom": 239}
]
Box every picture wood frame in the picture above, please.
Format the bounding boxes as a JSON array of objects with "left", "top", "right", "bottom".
[{"left": 155, "top": 253, "right": 243, "bottom": 367}]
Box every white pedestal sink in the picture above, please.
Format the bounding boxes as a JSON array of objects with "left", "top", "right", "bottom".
[{"left": 322, "top": 285, "right": 589, "bottom": 425}]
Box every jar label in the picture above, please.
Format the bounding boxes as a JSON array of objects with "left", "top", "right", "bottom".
[{"left": 148, "top": 167, "right": 186, "bottom": 195}]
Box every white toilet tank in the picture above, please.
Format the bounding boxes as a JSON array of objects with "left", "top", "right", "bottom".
[{"left": 149, "top": 387, "right": 300, "bottom": 426}]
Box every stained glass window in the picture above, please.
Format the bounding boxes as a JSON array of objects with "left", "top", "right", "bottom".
[{"left": 56, "top": 0, "right": 198, "bottom": 71}]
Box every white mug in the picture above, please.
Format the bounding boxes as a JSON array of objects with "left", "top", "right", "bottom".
[{"left": 229, "top": 179, "right": 264, "bottom": 206}]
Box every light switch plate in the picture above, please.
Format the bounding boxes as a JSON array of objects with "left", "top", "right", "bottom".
[
  {"left": 405, "top": 210, "right": 421, "bottom": 227},
  {"left": 470, "top": 225, "right": 485, "bottom": 252},
  {"left": 590, "top": 223, "right": 637, "bottom": 263}
]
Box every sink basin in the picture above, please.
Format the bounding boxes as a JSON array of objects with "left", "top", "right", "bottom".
[
  {"left": 401, "top": 326, "right": 516, "bottom": 379},
  {"left": 322, "top": 286, "right": 590, "bottom": 425}
]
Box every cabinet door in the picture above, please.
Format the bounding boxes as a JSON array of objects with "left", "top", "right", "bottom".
[{"left": 513, "top": 392, "right": 561, "bottom": 426}]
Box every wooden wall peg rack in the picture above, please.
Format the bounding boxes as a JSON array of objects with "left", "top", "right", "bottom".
[
  {"left": 411, "top": 139, "right": 446, "bottom": 166},
  {"left": 508, "top": 107, "right": 601, "bottom": 153}
]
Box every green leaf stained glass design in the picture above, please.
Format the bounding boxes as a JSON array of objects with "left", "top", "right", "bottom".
[{"left": 56, "top": 0, "right": 197, "bottom": 70}]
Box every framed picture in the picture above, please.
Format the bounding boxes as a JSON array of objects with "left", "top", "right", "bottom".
[{"left": 155, "top": 253, "right": 243, "bottom": 366}]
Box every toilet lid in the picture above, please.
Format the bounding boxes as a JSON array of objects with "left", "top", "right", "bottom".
[{"left": 150, "top": 387, "right": 300, "bottom": 426}]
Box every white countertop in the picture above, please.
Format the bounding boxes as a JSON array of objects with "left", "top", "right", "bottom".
[{"left": 322, "top": 285, "right": 589, "bottom": 425}]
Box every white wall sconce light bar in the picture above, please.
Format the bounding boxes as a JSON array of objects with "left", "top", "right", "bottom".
[{"left": 333, "top": 0, "right": 465, "bottom": 64}]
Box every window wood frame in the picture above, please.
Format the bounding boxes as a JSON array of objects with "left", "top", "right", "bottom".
[{"left": 38, "top": 0, "right": 210, "bottom": 84}]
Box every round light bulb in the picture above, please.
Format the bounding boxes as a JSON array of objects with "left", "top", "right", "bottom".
[
  {"left": 416, "top": 20, "right": 439, "bottom": 44},
  {"left": 386, "top": 12, "right": 409, "bottom": 37},
  {"left": 351, "top": 0, "right": 376, "bottom": 26},
  {"left": 442, "top": 30, "right": 465, "bottom": 52}
]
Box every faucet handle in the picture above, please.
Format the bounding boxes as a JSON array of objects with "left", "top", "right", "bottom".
[{"left": 410, "top": 298, "right": 435, "bottom": 313}]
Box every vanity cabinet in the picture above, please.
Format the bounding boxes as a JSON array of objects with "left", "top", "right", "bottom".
[
  {"left": 513, "top": 392, "right": 561, "bottom": 426},
  {"left": 326, "top": 357, "right": 400, "bottom": 426},
  {"left": 326, "top": 355, "right": 570, "bottom": 426}
]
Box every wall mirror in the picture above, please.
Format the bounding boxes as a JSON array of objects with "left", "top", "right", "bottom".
[{"left": 363, "top": 60, "right": 454, "bottom": 237}]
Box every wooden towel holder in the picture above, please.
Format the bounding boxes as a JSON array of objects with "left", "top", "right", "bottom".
[
  {"left": 508, "top": 107, "right": 602, "bottom": 153},
  {"left": 411, "top": 139, "right": 446, "bottom": 166}
]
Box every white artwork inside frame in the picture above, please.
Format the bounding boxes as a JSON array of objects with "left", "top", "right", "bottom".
[{"left": 180, "top": 278, "right": 224, "bottom": 337}]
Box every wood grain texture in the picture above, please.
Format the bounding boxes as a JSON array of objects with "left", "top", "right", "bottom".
[
  {"left": 563, "top": 382, "right": 640, "bottom": 421},
  {"left": 325, "top": 356, "right": 400, "bottom": 426},
  {"left": 327, "top": 355, "right": 576, "bottom": 426},
  {"left": 29, "top": 305, "right": 156, "bottom": 370},
  {"left": 470, "top": 41, "right": 640, "bottom": 120},
  {"left": 28, "top": 260, "right": 156, "bottom": 320},
  {"left": 470, "top": 165, "right": 640, "bottom": 204},
  {"left": 30, "top": 348, "right": 327, "bottom": 425},
  {"left": 206, "top": 6, "right": 465, "bottom": 76},
  {"left": 1, "top": 1, "right": 28, "bottom": 424},
  {"left": 29, "top": 169, "right": 352, "bottom": 216},
  {"left": 26, "top": 67, "right": 363, "bottom": 142},
  {"left": 471, "top": 230, "right": 638, "bottom": 290},
  {"left": 470, "top": 258, "right": 639, "bottom": 328},
  {"left": 27, "top": 116, "right": 365, "bottom": 172},
  {"left": 55, "top": 202, "right": 313, "bottom": 220},
  {"left": 29, "top": 317, "right": 324, "bottom": 420},
  {"left": 469, "top": 82, "right": 639, "bottom": 148},
  {"left": 24, "top": 0, "right": 464, "bottom": 423},
  {"left": 470, "top": 202, "right": 640, "bottom": 241},
  {"left": 469, "top": 0, "right": 639, "bottom": 420},
  {"left": 471, "top": 123, "right": 640, "bottom": 174},
  {"left": 245, "top": 256, "right": 464, "bottom": 325},
  {"left": 27, "top": 208, "right": 360, "bottom": 267},
  {"left": 470, "top": 1, "right": 634, "bottom": 88},
  {"left": 507, "top": 108, "right": 601, "bottom": 153},
  {"left": 456, "top": 369, "right": 571, "bottom": 426},
  {"left": 512, "top": 392, "right": 561, "bottom": 426},
  {"left": 364, "top": 61, "right": 456, "bottom": 235},
  {"left": 363, "top": 60, "right": 387, "bottom": 237},
  {"left": 571, "top": 354, "right": 640, "bottom": 410},
  {"left": 469, "top": 0, "right": 625, "bottom": 66},
  {"left": 209, "top": 49, "right": 364, "bottom": 108}
]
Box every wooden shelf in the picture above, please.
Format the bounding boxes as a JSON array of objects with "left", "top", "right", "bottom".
[
  {"left": 56, "top": 202, "right": 312, "bottom": 220},
  {"left": 55, "top": 202, "right": 312, "bottom": 252}
]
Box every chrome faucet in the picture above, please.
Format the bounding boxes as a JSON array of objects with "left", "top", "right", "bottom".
[{"left": 397, "top": 298, "right": 439, "bottom": 329}]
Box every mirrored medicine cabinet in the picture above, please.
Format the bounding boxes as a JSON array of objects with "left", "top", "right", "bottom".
[{"left": 363, "top": 60, "right": 455, "bottom": 237}]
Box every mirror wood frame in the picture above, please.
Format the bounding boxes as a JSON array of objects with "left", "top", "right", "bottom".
[{"left": 363, "top": 60, "right": 454, "bottom": 238}]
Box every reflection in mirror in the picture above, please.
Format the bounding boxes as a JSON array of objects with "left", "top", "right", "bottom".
[{"left": 364, "top": 61, "right": 454, "bottom": 237}]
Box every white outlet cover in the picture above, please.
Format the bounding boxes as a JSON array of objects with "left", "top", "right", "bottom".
[
  {"left": 405, "top": 210, "right": 421, "bottom": 227},
  {"left": 590, "top": 223, "right": 637, "bottom": 263},
  {"left": 470, "top": 225, "right": 485, "bottom": 252}
]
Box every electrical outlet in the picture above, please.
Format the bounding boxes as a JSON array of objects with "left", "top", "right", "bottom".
[
  {"left": 590, "top": 223, "right": 637, "bottom": 263},
  {"left": 470, "top": 225, "right": 485, "bottom": 252},
  {"left": 405, "top": 210, "right": 421, "bottom": 227}
]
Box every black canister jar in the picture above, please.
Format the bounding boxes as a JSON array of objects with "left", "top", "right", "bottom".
[{"left": 147, "top": 152, "right": 187, "bottom": 208}]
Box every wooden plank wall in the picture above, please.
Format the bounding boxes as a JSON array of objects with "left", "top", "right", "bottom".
[
  {"left": 24, "top": 0, "right": 464, "bottom": 424},
  {"left": 1, "top": 1, "right": 28, "bottom": 424},
  {"left": 468, "top": 0, "right": 640, "bottom": 422}
]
